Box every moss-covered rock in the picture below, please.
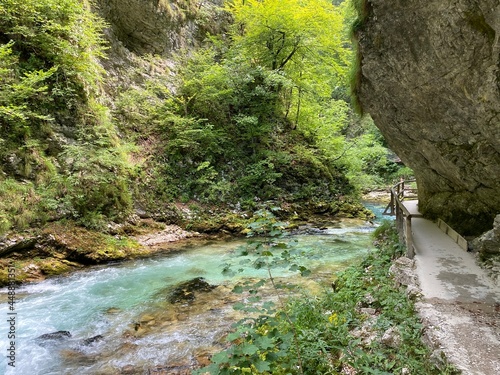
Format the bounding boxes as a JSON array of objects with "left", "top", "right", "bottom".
[
  {"left": 0, "top": 194, "right": 376, "bottom": 287},
  {"left": 0, "top": 218, "right": 208, "bottom": 286},
  {"left": 40, "top": 222, "right": 145, "bottom": 264}
]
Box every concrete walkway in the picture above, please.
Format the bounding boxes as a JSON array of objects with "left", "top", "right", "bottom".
[{"left": 401, "top": 200, "right": 499, "bottom": 374}]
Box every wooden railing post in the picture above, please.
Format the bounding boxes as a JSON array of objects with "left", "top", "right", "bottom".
[
  {"left": 405, "top": 215, "right": 414, "bottom": 258},
  {"left": 397, "top": 203, "right": 404, "bottom": 244},
  {"left": 390, "top": 189, "right": 395, "bottom": 215}
]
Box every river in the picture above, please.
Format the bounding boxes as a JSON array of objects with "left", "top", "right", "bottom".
[{"left": 0, "top": 204, "right": 385, "bottom": 374}]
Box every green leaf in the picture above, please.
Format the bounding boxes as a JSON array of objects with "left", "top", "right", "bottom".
[
  {"left": 255, "top": 335, "right": 275, "bottom": 350},
  {"left": 253, "top": 259, "right": 266, "bottom": 269},
  {"left": 299, "top": 266, "right": 312, "bottom": 277},
  {"left": 233, "top": 302, "right": 246, "bottom": 310},
  {"left": 227, "top": 332, "right": 241, "bottom": 341},
  {"left": 211, "top": 351, "right": 229, "bottom": 364},
  {"left": 241, "top": 343, "right": 259, "bottom": 356},
  {"left": 254, "top": 359, "right": 271, "bottom": 372},
  {"left": 254, "top": 279, "right": 267, "bottom": 288},
  {"left": 221, "top": 264, "right": 235, "bottom": 277}
]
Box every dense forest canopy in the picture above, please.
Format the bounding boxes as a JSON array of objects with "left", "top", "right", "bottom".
[{"left": 0, "top": 0, "right": 410, "bottom": 234}]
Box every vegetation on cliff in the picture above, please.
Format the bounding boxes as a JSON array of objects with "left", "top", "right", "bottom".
[
  {"left": 113, "top": 0, "right": 409, "bottom": 220},
  {"left": 0, "top": 0, "right": 134, "bottom": 232},
  {"left": 0, "top": 0, "right": 409, "bottom": 235}
]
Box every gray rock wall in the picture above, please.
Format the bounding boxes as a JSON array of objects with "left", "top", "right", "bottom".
[
  {"left": 357, "top": 0, "right": 500, "bottom": 235},
  {"left": 472, "top": 214, "right": 500, "bottom": 254},
  {"left": 96, "top": 0, "right": 227, "bottom": 55}
]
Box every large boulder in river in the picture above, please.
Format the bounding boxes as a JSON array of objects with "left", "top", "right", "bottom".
[{"left": 167, "top": 277, "right": 217, "bottom": 304}]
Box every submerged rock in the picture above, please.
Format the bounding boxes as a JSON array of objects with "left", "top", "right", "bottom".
[
  {"left": 36, "top": 330, "right": 71, "bottom": 340},
  {"left": 167, "top": 277, "right": 218, "bottom": 304},
  {"left": 105, "top": 307, "right": 121, "bottom": 314},
  {"left": 35, "top": 330, "right": 72, "bottom": 346},
  {"left": 81, "top": 335, "right": 104, "bottom": 346}
]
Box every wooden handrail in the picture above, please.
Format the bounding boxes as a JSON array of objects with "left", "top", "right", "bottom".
[
  {"left": 384, "top": 179, "right": 420, "bottom": 258},
  {"left": 383, "top": 179, "right": 468, "bottom": 258}
]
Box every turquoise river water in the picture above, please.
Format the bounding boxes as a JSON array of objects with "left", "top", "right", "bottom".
[{"left": 0, "top": 204, "right": 385, "bottom": 374}]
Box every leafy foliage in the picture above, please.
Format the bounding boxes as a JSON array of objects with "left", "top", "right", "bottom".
[
  {"left": 198, "top": 220, "right": 459, "bottom": 375},
  {"left": 195, "top": 209, "right": 311, "bottom": 375},
  {"left": 116, "top": 45, "right": 357, "bottom": 212},
  {"left": 0, "top": 0, "right": 133, "bottom": 233},
  {"left": 0, "top": 0, "right": 411, "bottom": 234},
  {"left": 115, "top": 0, "right": 408, "bottom": 216}
]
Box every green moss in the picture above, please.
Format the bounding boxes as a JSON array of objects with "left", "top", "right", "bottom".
[
  {"left": 337, "top": 199, "right": 375, "bottom": 219},
  {"left": 0, "top": 259, "right": 39, "bottom": 286},
  {"left": 348, "top": 0, "right": 373, "bottom": 116},
  {"left": 187, "top": 206, "right": 250, "bottom": 234},
  {"left": 42, "top": 222, "right": 145, "bottom": 264},
  {"left": 37, "top": 259, "right": 74, "bottom": 276},
  {"left": 350, "top": 0, "right": 370, "bottom": 36},
  {"left": 349, "top": 47, "right": 364, "bottom": 116},
  {"left": 0, "top": 264, "right": 9, "bottom": 286},
  {"left": 465, "top": 10, "right": 495, "bottom": 41}
]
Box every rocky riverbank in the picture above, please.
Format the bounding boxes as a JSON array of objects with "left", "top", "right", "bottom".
[
  {"left": 0, "top": 199, "right": 376, "bottom": 287},
  {"left": 0, "top": 219, "right": 203, "bottom": 286}
]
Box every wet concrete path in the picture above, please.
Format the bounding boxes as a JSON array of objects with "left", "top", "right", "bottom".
[{"left": 402, "top": 200, "right": 499, "bottom": 374}]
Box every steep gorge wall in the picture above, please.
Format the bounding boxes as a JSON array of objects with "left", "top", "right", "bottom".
[
  {"left": 96, "top": 0, "right": 227, "bottom": 56},
  {"left": 356, "top": 0, "right": 500, "bottom": 235},
  {"left": 92, "top": 0, "right": 228, "bottom": 92}
]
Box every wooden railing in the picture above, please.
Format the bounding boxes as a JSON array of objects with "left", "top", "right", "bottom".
[{"left": 383, "top": 179, "right": 422, "bottom": 258}]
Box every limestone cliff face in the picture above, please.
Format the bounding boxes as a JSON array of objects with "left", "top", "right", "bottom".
[
  {"left": 357, "top": 0, "right": 500, "bottom": 235},
  {"left": 96, "top": 0, "right": 227, "bottom": 55}
]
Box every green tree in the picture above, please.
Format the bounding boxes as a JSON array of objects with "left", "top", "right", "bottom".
[
  {"left": 228, "top": 0, "right": 348, "bottom": 73},
  {"left": 227, "top": 0, "right": 351, "bottom": 128}
]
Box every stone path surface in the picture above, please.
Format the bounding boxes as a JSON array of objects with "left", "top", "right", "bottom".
[{"left": 402, "top": 200, "right": 500, "bottom": 374}]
